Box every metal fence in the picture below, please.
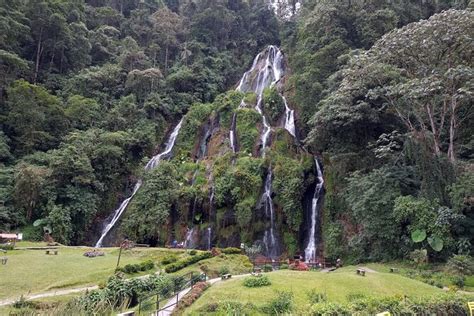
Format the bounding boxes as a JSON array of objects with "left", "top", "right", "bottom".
[{"left": 137, "top": 272, "right": 206, "bottom": 315}]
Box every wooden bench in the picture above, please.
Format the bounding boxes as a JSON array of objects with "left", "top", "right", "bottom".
[
  {"left": 1, "top": 257, "right": 7, "bottom": 265},
  {"left": 221, "top": 274, "right": 232, "bottom": 280},
  {"left": 251, "top": 272, "right": 262, "bottom": 277},
  {"left": 45, "top": 250, "right": 58, "bottom": 255},
  {"left": 356, "top": 269, "right": 366, "bottom": 276},
  {"left": 390, "top": 267, "right": 398, "bottom": 273}
]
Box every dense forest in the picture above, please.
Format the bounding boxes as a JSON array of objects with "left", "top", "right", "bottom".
[{"left": 0, "top": 0, "right": 472, "bottom": 263}]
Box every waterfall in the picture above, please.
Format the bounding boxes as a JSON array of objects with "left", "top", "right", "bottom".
[
  {"left": 304, "top": 158, "right": 324, "bottom": 262},
  {"left": 229, "top": 113, "right": 237, "bottom": 153},
  {"left": 282, "top": 96, "right": 296, "bottom": 137},
  {"left": 95, "top": 119, "right": 184, "bottom": 248},
  {"left": 235, "top": 45, "right": 289, "bottom": 156},
  {"left": 184, "top": 227, "right": 195, "bottom": 249},
  {"left": 261, "top": 169, "right": 280, "bottom": 258},
  {"left": 207, "top": 227, "right": 212, "bottom": 250}
]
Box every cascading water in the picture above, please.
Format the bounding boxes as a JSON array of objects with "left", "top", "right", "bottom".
[
  {"left": 261, "top": 169, "right": 280, "bottom": 258},
  {"left": 304, "top": 158, "right": 324, "bottom": 262},
  {"left": 207, "top": 227, "right": 212, "bottom": 250},
  {"left": 282, "top": 96, "right": 296, "bottom": 138},
  {"left": 95, "top": 119, "right": 184, "bottom": 248},
  {"left": 233, "top": 46, "right": 295, "bottom": 258},
  {"left": 184, "top": 227, "right": 195, "bottom": 249},
  {"left": 235, "top": 46, "right": 295, "bottom": 154},
  {"left": 229, "top": 113, "right": 237, "bottom": 153}
]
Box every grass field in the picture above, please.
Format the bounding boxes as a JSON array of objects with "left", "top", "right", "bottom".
[
  {"left": 0, "top": 242, "right": 251, "bottom": 304},
  {"left": 0, "top": 242, "right": 188, "bottom": 300},
  {"left": 185, "top": 267, "right": 448, "bottom": 315}
]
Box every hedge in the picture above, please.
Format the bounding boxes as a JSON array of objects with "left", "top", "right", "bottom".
[{"left": 165, "top": 252, "right": 213, "bottom": 273}]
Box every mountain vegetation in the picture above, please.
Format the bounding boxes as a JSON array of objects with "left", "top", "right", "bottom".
[{"left": 0, "top": 0, "right": 472, "bottom": 266}]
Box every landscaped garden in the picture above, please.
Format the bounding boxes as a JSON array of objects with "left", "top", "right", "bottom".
[{"left": 185, "top": 268, "right": 474, "bottom": 315}]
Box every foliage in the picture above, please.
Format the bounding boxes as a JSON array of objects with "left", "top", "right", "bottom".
[
  {"left": 263, "top": 87, "right": 285, "bottom": 125},
  {"left": 309, "top": 294, "right": 471, "bottom": 315},
  {"left": 235, "top": 108, "right": 261, "bottom": 154},
  {"left": 117, "top": 260, "right": 155, "bottom": 274},
  {"left": 164, "top": 251, "right": 213, "bottom": 273},
  {"left": 262, "top": 290, "right": 294, "bottom": 314},
  {"left": 122, "top": 162, "right": 179, "bottom": 244},
  {"left": 220, "top": 247, "right": 242, "bottom": 255},
  {"left": 161, "top": 255, "right": 178, "bottom": 265},
  {"left": 446, "top": 255, "right": 474, "bottom": 276},
  {"left": 243, "top": 275, "right": 271, "bottom": 288}
]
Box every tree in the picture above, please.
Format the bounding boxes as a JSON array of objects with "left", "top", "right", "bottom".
[
  {"left": 149, "top": 7, "right": 184, "bottom": 75},
  {"left": 3, "top": 80, "right": 68, "bottom": 156},
  {"left": 376, "top": 10, "right": 474, "bottom": 162}
]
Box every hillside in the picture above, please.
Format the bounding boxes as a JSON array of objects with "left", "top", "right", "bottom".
[{"left": 0, "top": 0, "right": 473, "bottom": 291}]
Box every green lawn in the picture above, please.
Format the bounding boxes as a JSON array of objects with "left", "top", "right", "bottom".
[
  {"left": 0, "top": 242, "right": 252, "bottom": 305},
  {"left": 185, "top": 267, "right": 447, "bottom": 315},
  {"left": 0, "top": 243, "right": 188, "bottom": 300}
]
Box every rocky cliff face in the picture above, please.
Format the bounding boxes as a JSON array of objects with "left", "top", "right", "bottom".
[{"left": 101, "top": 46, "right": 322, "bottom": 260}]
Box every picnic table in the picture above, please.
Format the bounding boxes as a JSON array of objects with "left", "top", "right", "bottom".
[
  {"left": 356, "top": 268, "right": 366, "bottom": 276},
  {"left": 221, "top": 274, "right": 232, "bottom": 280}
]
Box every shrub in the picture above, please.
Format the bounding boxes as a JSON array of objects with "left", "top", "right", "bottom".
[
  {"left": 219, "top": 265, "right": 230, "bottom": 276},
  {"left": 201, "top": 301, "right": 257, "bottom": 314},
  {"left": 307, "top": 294, "right": 470, "bottom": 315},
  {"left": 0, "top": 244, "right": 14, "bottom": 251},
  {"left": 161, "top": 255, "right": 177, "bottom": 265},
  {"left": 307, "top": 289, "right": 328, "bottom": 304},
  {"left": 263, "top": 264, "right": 273, "bottom": 272},
  {"left": 174, "top": 281, "right": 209, "bottom": 313},
  {"left": 164, "top": 251, "right": 212, "bottom": 273},
  {"left": 117, "top": 260, "right": 155, "bottom": 274},
  {"left": 263, "top": 291, "right": 293, "bottom": 314},
  {"left": 450, "top": 275, "right": 465, "bottom": 288},
  {"left": 189, "top": 249, "right": 197, "bottom": 255},
  {"left": 447, "top": 255, "right": 474, "bottom": 275},
  {"left": 280, "top": 263, "right": 289, "bottom": 270},
  {"left": 83, "top": 250, "right": 105, "bottom": 258},
  {"left": 243, "top": 275, "right": 271, "bottom": 288},
  {"left": 220, "top": 247, "right": 242, "bottom": 254}
]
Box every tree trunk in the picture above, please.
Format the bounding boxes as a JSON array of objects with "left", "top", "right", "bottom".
[
  {"left": 425, "top": 104, "right": 441, "bottom": 155},
  {"left": 34, "top": 27, "right": 44, "bottom": 83},
  {"left": 448, "top": 98, "right": 457, "bottom": 163},
  {"left": 164, "top": 44, "right": 169, "bottom": 77}
]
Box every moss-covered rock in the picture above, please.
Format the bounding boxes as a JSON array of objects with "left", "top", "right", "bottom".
[
  {"left": 263, "top": 87, "right": 285, "bottom": 125},
  {"left": 235, "top": 108, "right": 261, "bottom": 154}
]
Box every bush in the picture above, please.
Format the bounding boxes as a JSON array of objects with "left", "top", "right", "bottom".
[
  {"left": 83, "top": 250, "right": 105, "bottom": 258},
  {"left": 189, "top": 250, "right": 197, "bottom": 255},
  {"left": 174, "top": 281, "right": 209, "bottom": 313},
  {"left": 200, "top": 301, "right": 257, "bottom": 314},
  {"left": 243, "top": 275, "right": 271, "bottom": 288},
  {"left": 219, "top": 265, "right": 230, "bottom": 276},
  {"left": 161, "top": 255, "right": 178, "bottom": 265},
  {"left": 307, "top": 294, "right": 470, "bottom": 315},
  {"left": 263, "top": 264, "right": 273, "bottom": 272},
  {"left": 164, "top": 252, "right": 212, "bottom": 273},
  {"left": 220, "top": 247, "right": 242, "bottom": 254},
  {"left": 307, "top": 289, "right": 328, "bottom": 304},
  {"left": 450, "top": 275, "right": 465, "bottom": 288},
  {"left": 263, "top": 291, "right": 293, "bottom": 314},
  {"left": 280, "top": 263, "right": 289, "bottom": 270},
  {"left": 117, "top": 260, "right": 155, "bottom": 274},
  {"left": 0, "top": 244, "right": 14, "bottom": 251},
  {"left": 447, "top": 255, "right": 474, "bottom": 275}
]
